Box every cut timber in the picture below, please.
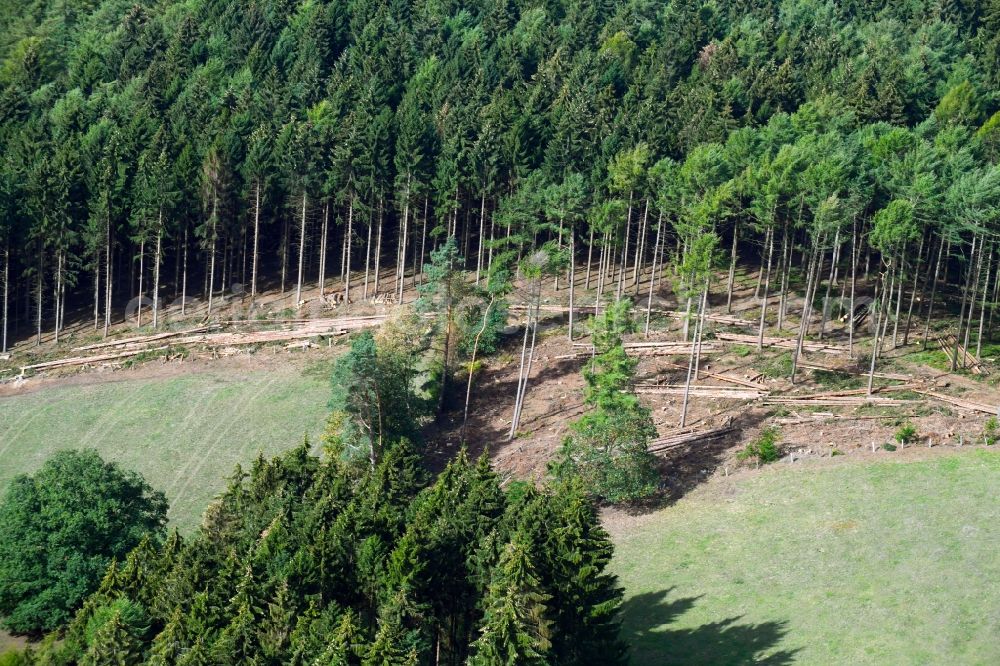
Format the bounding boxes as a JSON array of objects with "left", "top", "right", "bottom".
[
  {"left": 778, "top": 383, "right": 924, "bottom": 399},
  {"left": 73, "top": 326, "right": 217, "bottom": 352},
  {"left": 562, "top": 341, "right": 723, "bottom": 359},
  {"left": 775, "top": 412, "right": 922, "bottom": 425},
  {"left": 937, "top": 335, "right": 985, "bottom": 375},
  {"left": 763, "top": 395, "right": 917, "bottom": 407},
  {"left": 507, "top": 304, "right": 755, "bottom": 327},
  {"left": 798, "top": 361, "right": 911, "bottom": 382},
  {"left": 715, "top": 332, "right": 848, "bottom": 355},
  {"left": 665, "top": 311, "right": 756, "bottom": 327},
  {"left": 509, "top": 304, "right": 605, "bottom": 314},
  {"left": 73, "top": 315, "right": 386, "bottom": 354},
  {"left": 648, "top": 423, "right": 735, "bottom": 453},
  {"left": 661, "top": 361, "right": 765, "bottom": 388},
  {"left": 169, "top": 328, "right": 350, "bottom": 348},
  {"left": 20, "top": 346, "right": 171, "bottom": 373},
  {"left": 634, "top": 384, "right": 768, "bottom": 400},
  {"left": 915, "top": 389, "right": 998, "bottom": 415}
]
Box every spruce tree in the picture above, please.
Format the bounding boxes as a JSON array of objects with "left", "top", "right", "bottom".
[
  {"left": 80, "top": 609, "right": 143, "bottom": 666},
  {"left": 469, "top": 536, "right": 552, "bottom": 666}
]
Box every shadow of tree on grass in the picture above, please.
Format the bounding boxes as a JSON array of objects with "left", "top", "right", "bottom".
[{"left": 621, "top": 589, "right": 799, "bottom": 665}]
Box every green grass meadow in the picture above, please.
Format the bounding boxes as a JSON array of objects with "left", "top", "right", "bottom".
[
  {"left": 3, "top": 364, "right": 999, "bottom": 663},
  {"left": 0, "top": 366, "right": 331, "bottom": 532},
  {"left": 612, "top": 450, "right": 1000, "bottom": 665}
]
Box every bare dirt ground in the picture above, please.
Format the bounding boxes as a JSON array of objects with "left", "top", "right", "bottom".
[{"left": 434, "top": 267, "right": 1000, "bottom": 508}]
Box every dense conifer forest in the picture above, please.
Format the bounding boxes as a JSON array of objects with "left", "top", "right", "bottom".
[
  {"left": 15, "top": 443, "right": 625, "bottom": 664},
  {"left": 2, "top": 0, "right": 999, "bottom": 357}
]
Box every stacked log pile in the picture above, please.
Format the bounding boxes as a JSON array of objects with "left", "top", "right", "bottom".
[
  {"left": 648, "top": 422, "right": 736, "bottom": 453},
  {"left": 17, "top": 315, "right": 388, "bottom": 375},
  {"left": 937, "top": 335, "right": 986, "bottom": 375},
  {"left": 797, "top": 360, "right": 911, "bottom": 382},
  {"left": 634, "top": 384, "right": 768, "bottom": 400},
  {"left": 913, "top": 389, "right": 998, "bottom": 415},
  {"left": 558, "top": 341, "right": 723, "bottom": 359},
  {"left": 714, "top": 332, "right": 849, "bottom": 354}
]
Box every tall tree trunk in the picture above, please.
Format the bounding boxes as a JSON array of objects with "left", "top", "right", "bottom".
[
  {"left": 818, "top": 229, "right": 840, "bottom": 340},
  {"left": 849, "top": 217, "right": 858, "bottom": 357},
  {"left": 790, "top": 233, "right": 823, "bottom": 383},
  {"left": 867, "top": 271, "right": 892, "bottom": 396},
  {"left": 595, "top": 232, "right": 608, "bottom": 315},
  {"left": 419, "top": 197, "right": 429, "bottom": 285},
  {"left": 654, "top": 222, "right": 668, "bottom": 291},
  {"left": 250, "top": 182, "right": 260, "bottom": 305},
  {"left": 878, "top": 260, "right": 896, "bottom": 363},
  {"left": 989, "top": 251, "right": 1000, "bottom": 338},
  {"left": 2, "top": 243, "right": 8, "bottom": 353},
  {"left": 240, "top": 217, "right": 247, "bottom": 291},
  {"left": 585, "top": 226, "right": 594, "bottom": 289},
  {"left": 344, "top": 194, "right": 353, "bottom": 305},
  {"left": 645, "top": 211, "right": 664, "bottom": 337},
  {"left": 411, "top": 206, "right": 420, "bottom": 289},
  {"left": 280, "top": 217, "right": 288, "bottom": 294},
  {"left": 485, "top": 202, "right": 494, "bottom": 277},
  {"left": 104, "top": 209, "right": 112, "bottom": 338},
  {"left": 923, "top": 237, "right": 946, "bottom": 349},
  {"left": 207, "top": 194, "right": 218, "bottom": 317},
  {"left": 975, "top": 243, "right": 993, "bottom": 362},
  {"left": 320, "top": 201, "right": 329, "bottom": 297},
  {"left": 397, "top": 175, "right": 411, "bottom": 302},
  {"left": 693, "top": 278, "right": 710, "bottom": 380},
  {"left": 555, "top": 215, "right": 564, "bottom": 291},
  {"left": 35, "top": 252, "right": 44, "bottom": 347},
  {"left": 617, "top": 191, "right": 632, "bottom": 301},
  {"left": 757, "top": 226, "right": 775, "bottom": 350},
  {"left": 136, "top": 239, "right": 145, "bottom": 327},
  {"left": 93, "top": 252, "right": 100, "bottom": 330},
  {"left": 902, "top": 234, "right": 928, "bottom": 346},
  {"left": 374, "top": 193, "right": 383, "bottom": 295},
  {"left": 364, "top": 214, "right": 372, "bottom": 299},
  {"left": 726, "top": 221, "right": 739, "bottom": 312},
  {"left": 962, "top": 238, "right": 987, "bottom": 365},
  {"left": 181, "top": 227, "right": 188, "bottom": 315},
  {"left": 463, "top": 293, "right": 497, "bottom": 434},
  {"left": 510, "top": 281, "right": 541, "bottom": 439},
  {"left": 507, "top": 298, "right": 532, "bottom": 441},
  {"left": 680, "top": 284, "right": 708, "bottom": 427},
  {"left": 953, "top": 235, "right": 978, "bottom": 371},
  {"left": 777, "top": 224, "right": 791, "bottom": 331},
  {"left": 569, "top": 226, "right": 577, "bottom": 341},
  {"left": 340, "top": 208, "right": 348, "bottom": 284},
  {"left": 35, "top": 251, "right": 42, "bottom": 347},
  {"left": 476, "top": 190, "right": 486, "bottom": 285},
  {"left": 153, "top": 222, "right": 162, "bottom": 329},
  {"left": 296, "top": 191, "right": 307, "bottom": 305},
  {"left": 633, "top": 198, "right": 649, "bottom": 290},
  {"left": 52, "top": 251, "right": 61, "bottom": 344},
  {"left": 891, "top": 240, "right": 911, "bottom": 348}
]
